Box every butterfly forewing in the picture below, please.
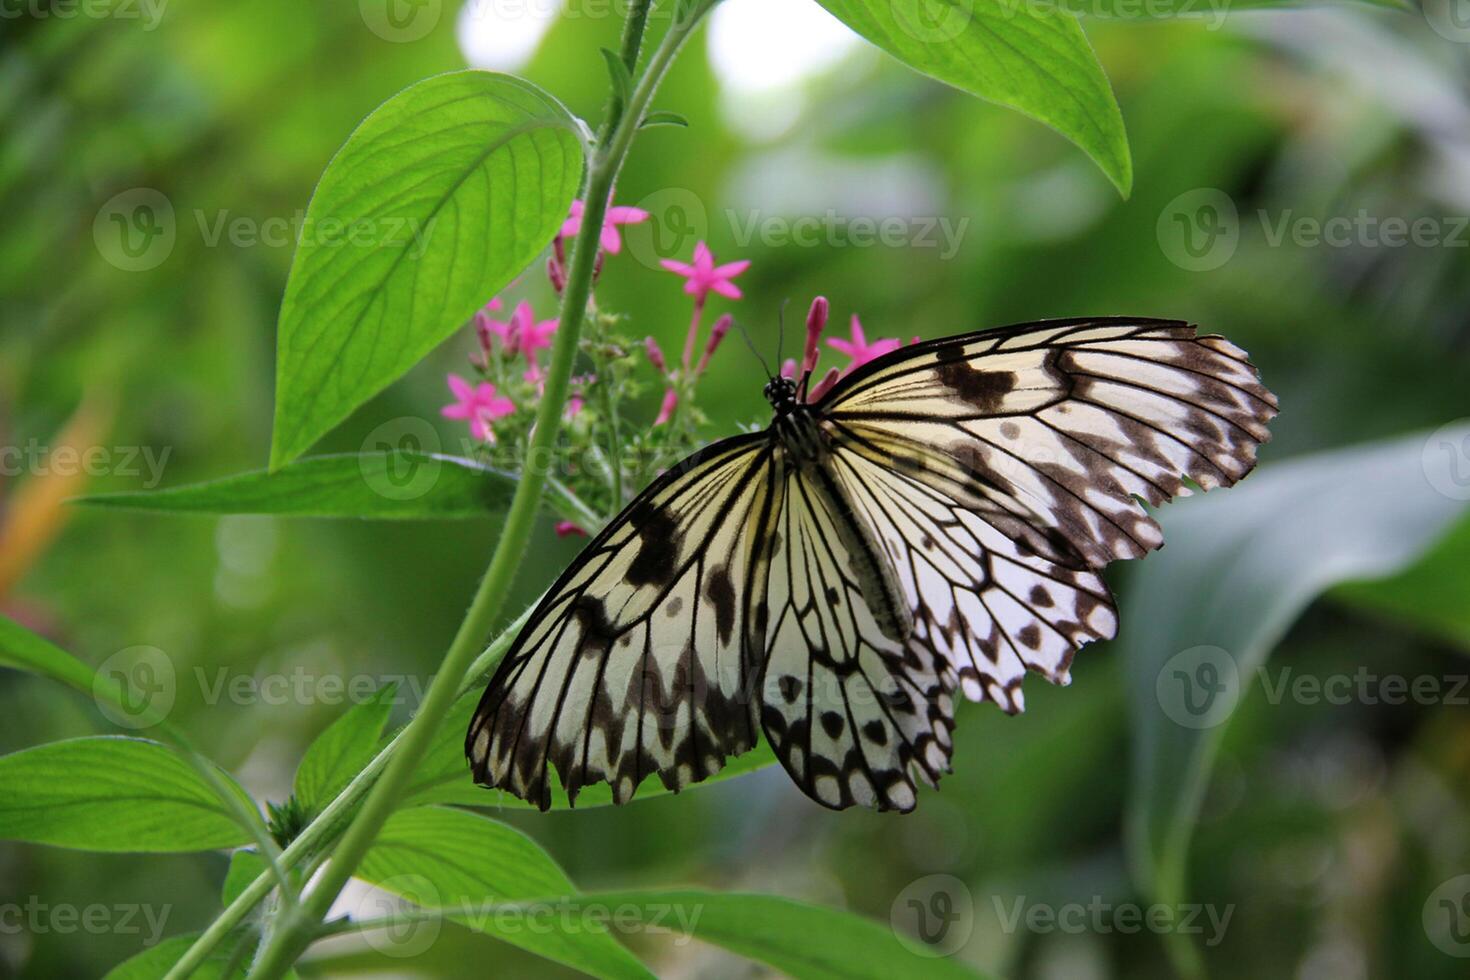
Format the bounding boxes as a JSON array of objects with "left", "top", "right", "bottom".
[{"left": 819, "top": 318, "right": 1278, "bottom": 567}]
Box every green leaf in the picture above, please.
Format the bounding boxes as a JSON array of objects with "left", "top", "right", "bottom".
[
  {"left": 74, "top": 453, "right": 518, "bottom": 520},
  {"left": 814, "top": 0, "right": 1131, "bottom": 194},
  {"left": 0, "top": 615, "right": 172, "bottom": 730},
  {"left": 405, "top": 689, "right": 779, "bottom": 808},
  {"left": 1333, "top": 510, "right": 1470, "bottom": 653},
  {"left": 103, "top": 932, "right": 295, "bottom": 980},
  {"left": 640, "top": 110, "right": 690, "bottom": 129},
  {"left": 0, "top": 612, "right": 97, "bottom": 694},
  {"left": 1125, "top": 425, "right": 1470, "bottom": 916},
  {"left": 512, "top": 890, "right": 991, "bottom": 979},
  {"left": 601, "top": 47, "right": 633, "bottom": 106},
  {"left": 358, "top": 807, "right": 652, "bottom": 979},
  {"left": 0, "top": 736, "right": 255, "bottom": 852},
  {"left": 270, "top": 70, "right": 585, "bottom": 468},
  {"left": 222, "top": 848, "right": 268, "bottom": 907},
  {"left": 293, "top": 684, "right": 397, "bottom": 813}
]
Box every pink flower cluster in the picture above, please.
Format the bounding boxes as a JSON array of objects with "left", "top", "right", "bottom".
[{"left": 443, "top": 197, "right": 655, "bottom": 444}]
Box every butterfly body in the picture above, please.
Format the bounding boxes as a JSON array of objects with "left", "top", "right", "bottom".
[{"left": 467, "top": 317, "right": 1278, "bottom": 812}]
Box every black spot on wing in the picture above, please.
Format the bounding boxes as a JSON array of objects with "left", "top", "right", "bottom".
[
  {"left": 625, "top": 506, "right": 681, "bottom": 587},
  {"left": 935, "top": 346, "right": 1016, "bottom": 412},
  {"left": 705, "top": 565, "right": 736, "bottom": 646}
]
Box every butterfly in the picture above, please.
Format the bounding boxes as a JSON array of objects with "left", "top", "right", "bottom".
[{"left": 466, "top": 317, "right": 1277, "bottom": 812}]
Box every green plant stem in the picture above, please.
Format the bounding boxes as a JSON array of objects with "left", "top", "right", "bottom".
[
  {"left": 161, "top": 604, "right": 534, "bottom": 980},
  {"left": 243, "top": 6, "right": 707, "bottom": 976}
]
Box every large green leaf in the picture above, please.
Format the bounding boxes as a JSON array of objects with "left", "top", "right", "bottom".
[
  {"left": 75, "top": 452, "right": 519, "bottom": 520},
  {"left": 814, "top": 0, "right": 1130, "bottom": 194},
  {"left": 1125, "top": 425, "right": 1470, "bottom": 919},
  {"left": 511, "top": 890, "right": 991, "bottom": 979},
  {"left": 404, "top": 689, "right": 779, "bottom": 808},
  {"left": 0, "top": 737, "right": 255, "bottom": 852},
  {"left": 357, "top": 806, "right": 652, "bottom": 979},
  {"left": 1333, "top": 510, "right": 1470, "bottom": 653},
  {"left": 270, "top": 70, "right": 585, "bottom": 468}
]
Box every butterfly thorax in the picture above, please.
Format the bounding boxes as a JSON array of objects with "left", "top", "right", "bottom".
[{"left": 764, "top": 376, "right": 826, "bottom": 467}]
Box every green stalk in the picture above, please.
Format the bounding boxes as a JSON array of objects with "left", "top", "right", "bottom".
[
  {"left": 243, "top": 5, "right": 708, "bottom": 976},
  {"left": 160, "top": 604, "right": 534, "bottom": 980}
]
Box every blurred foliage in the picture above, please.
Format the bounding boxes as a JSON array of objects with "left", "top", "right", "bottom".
[{"left": 3, "top": 1, "right": 1470, "bottom": 977}]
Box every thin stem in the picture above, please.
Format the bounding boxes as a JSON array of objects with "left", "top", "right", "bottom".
[
  {"left": 161, "top": 605, "right": 534, "bottom": 980},
  {"left": 243, "top": 8, "right": 709, "bottom": 974},
  {"left": 680, "top": 298, "right": 705, "bottom": 375}
]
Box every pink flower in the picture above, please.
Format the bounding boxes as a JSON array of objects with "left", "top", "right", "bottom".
[
  {"left": 654, "top": 387, "right": 678, "bottom": 426},
  {"left": 441, "top": 373, "right": 515, "bottom": 442},
  {"left": 555, "top": 521, "right": 587, "bottom": 537},
  {"left": 515, "top": 311, "right": 559, "bottom": 362},
  {"left": 660, "top": 242, "right": 750, "bottom": 304},
  {"left": 828, "top": 314, "right": 901, "bottom": 371},
  {"left": 561, "top": 199, "right": 649, "bottom": 255},
  {"left": 780, "top": 358, "right": 797, "bottom": 380},
  {"left": 484, "top": 301, "right": 558, "bottom": 361}
]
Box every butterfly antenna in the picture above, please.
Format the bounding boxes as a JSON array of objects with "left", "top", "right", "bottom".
[
  {"left": 732, "top": 317, "right": 773, "bottom": 378},
  {"left": 776, "top": 298, "right": 790, "bottom": 369}
]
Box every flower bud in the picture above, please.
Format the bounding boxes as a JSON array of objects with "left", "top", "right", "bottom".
[
  {"left": 644, "top": 336, "right": 668, "bottom": 373},
  {"left": 803, "top": 296, "right": 828, "bottom": 376}
]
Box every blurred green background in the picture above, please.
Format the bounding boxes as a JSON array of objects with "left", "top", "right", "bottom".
[{"left": 3, "top": 0, "right": 1470, "bottom": 977}]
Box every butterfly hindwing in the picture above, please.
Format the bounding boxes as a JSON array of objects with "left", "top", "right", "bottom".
[
  {"left": 828, "top": 439, "right": 1117, "bottom": 713},
  {"left": 467, "top": 432, "right": 778, "bottom": 808},
  {"left": 756, "top": 458, "right": 954, "bottom": 812}
]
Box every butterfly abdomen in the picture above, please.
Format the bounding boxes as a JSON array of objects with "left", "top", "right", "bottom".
[{"left": 772, "top": 404, "right": 914, "bottom": 644}]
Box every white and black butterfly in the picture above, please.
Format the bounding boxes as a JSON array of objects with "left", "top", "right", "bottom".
[{"left": 466, "top": 317, "right": 1277, "bottom": 812}]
